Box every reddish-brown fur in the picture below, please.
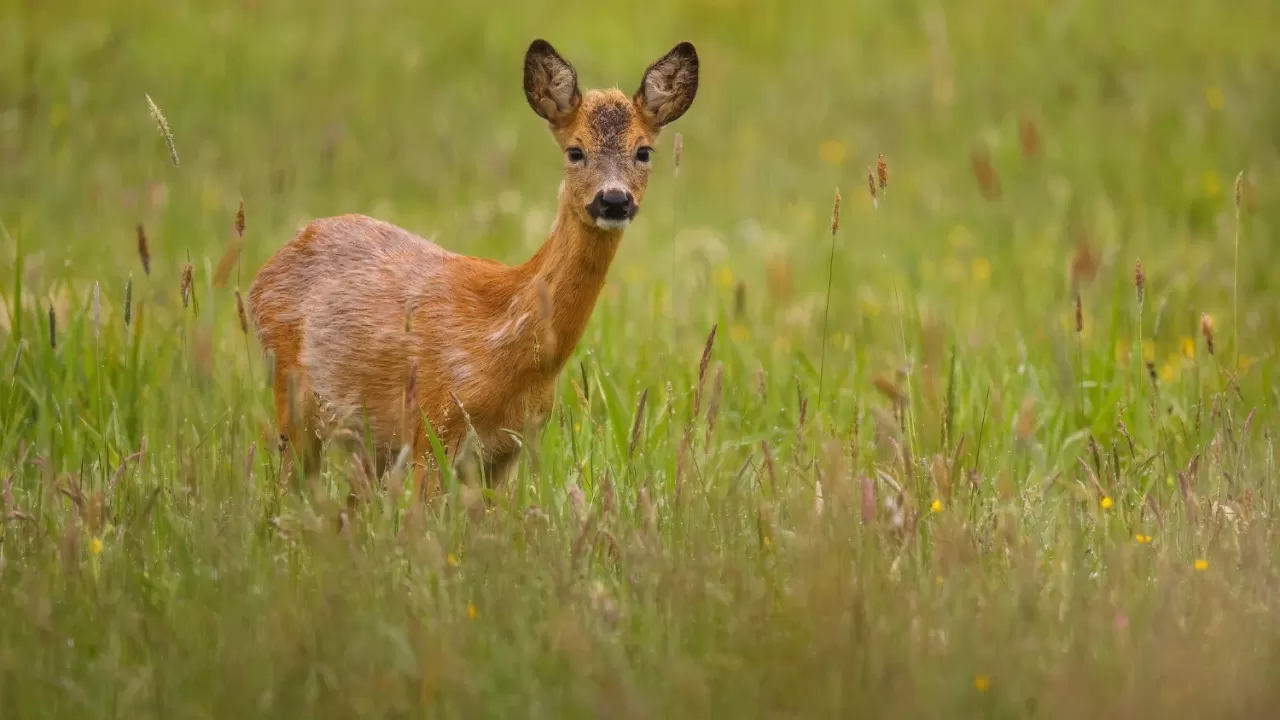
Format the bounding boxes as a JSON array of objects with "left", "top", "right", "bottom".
[{"left": 248, "top": 39, "right": 699, "bottom": 496}]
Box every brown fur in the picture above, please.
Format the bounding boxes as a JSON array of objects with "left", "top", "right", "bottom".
[{"left": 248, "top": 39, "right": 699, "bottom": 497}]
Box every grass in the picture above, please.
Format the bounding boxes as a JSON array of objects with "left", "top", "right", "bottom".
[{"left": 2, "top": 0, "right": 1279, "bottom": 717}]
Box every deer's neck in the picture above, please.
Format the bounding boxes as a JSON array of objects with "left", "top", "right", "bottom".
[{"left": 513, "top": 202, "right": 621, "bottom": 372}]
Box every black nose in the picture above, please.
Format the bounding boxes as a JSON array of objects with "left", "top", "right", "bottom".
[{"left": 589, "top": 189, "right": 635, "bottom": 221}]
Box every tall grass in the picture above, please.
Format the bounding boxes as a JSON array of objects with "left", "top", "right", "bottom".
[{"left": 1, "top": 0, "right": 1278, "bottom": 717}]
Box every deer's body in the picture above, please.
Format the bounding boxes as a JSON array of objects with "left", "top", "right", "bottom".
[{"left": 248, "top": 39, "right": 699, "bottom": 494}]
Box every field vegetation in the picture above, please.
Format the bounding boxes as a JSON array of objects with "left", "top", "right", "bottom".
[{"left": 1, "top": 0, "right": 1278, "bottom": 717}]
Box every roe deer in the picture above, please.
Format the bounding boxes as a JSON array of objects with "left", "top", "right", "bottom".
[{"left": 248, "top": 39, "right": 699, "bottom": 497}]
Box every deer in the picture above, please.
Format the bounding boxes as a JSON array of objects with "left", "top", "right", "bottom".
[{"left": 247, "top": 38, "right": 699, "bottom": 499}]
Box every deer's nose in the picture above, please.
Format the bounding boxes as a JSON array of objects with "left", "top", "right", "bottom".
[{"left": 588, "top": 188, "right": 636, "bottom": 222}]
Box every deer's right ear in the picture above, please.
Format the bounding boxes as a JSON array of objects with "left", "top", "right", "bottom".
[{"left": 524, "top": 39, "right": 581, "bottom": 127}]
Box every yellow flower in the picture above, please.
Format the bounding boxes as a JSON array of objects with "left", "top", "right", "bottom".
[
  {"left": 935, "top": 575, "right": 944, "bottom": 586},
  {"left": 1239, "top": 355, "right": 1257, "bottom": 372},
  {"left": 90, "top": 537, "right": 104, "bottom": 556},
  {"left": 974, "top": 674, "right": 990, "bottom": 693},
  {"left": 1181, "top": 336, "right": 1196, "bottom": 359},
  {"left": 1194, "top": 559, "right": 1209, "bottom": 572},
  {"left": 1134, "top": 534, "right": 1153, "bottom": 544},
  {"left": 1115, "top": 340, "right": 1131, "bottom": 365},
  {"left": 729, "top": 323, "right": 750, "bottom": 343},
  {"left": 1100, "top": 496, "right": 1113, "bottom": 510},
  {"left": 1205, "top": 86, "right": 1225, "bottom": 111},
  {"left": 931, "top": 499, "right": 942, "bottom": 514},
  {"left": 818, "top": 139, "right": 847, "bottom": 166},
  {"left": 971, "top": 258, "right": 992, "bottom": 282},
  {"left": 1142, "top": 340, "right": 1156, "bottom": 363},
  {"left": 1160, "top": 362, "right": 1176, "bottom": 383},
  {"left": 1202, "top": 171, "right": 1221, "bottom": 198},
  {"left": 466, "top": 603, "right": 477, "bottom": 620},
  {"left": 713, "top": 267, "right": 734, "bottom": 289},
  {"left": 447, "top": 553, "right": 459, "bottom": 567},
  {"left": 573, "top": 423, "right": 581, "bottom": 433}
]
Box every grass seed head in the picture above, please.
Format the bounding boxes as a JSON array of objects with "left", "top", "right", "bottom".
[
  {"left": 124, "top": 275, "right": 133, "bottom": 327},
  {"left": 1200, "top": 313, "right": 1215, "bottom": 355},
  {"left": 867, "top": 167, "right": 878, "bottom": 207},
  {"left": 235, "top": 199, "right": 246, "bottom": 238},
  {"left": 1019, "top": 114, "right": 1041, "bottom": 158},
  {"left": 180, "top": 263, "right": 194, "bottom": 309},
  {"left": 970, "top": 145, "right": 1002, "bottom": 201},
  {"left": 145, "top": 93, "right": 180, "bottom": 167},
  {"left": 831, "top": 188, "right": 842, "bottom": 234},
  {"left": 136, "top": 224, "right": 151, "bottom": 275},
  {"left": 694, "top": 324, "right": 717, "bottom": 416},
  {"left": 1134, "top": 258, "right": 1145, "bottom": 305},
  {"left": 1234, "top": 171, "right": 1243, "bottom": 213},
  {"left": 628, "top": 387, "right": 649, "bottom": 461},
  {"left": 1074, "top": 292, "right": 1083, "bottom": 334},
  {"left": 876, "top": 152, "right": 888, "bottom": 190},
  {"left": 673, "top": 132, "right": 683, "bottom": 176},
  {"left": 235, "top": 290, "right": 249, "bottom": 335},
  {"left": 47, "top": 303, "right": 56, "bottom": 349}
]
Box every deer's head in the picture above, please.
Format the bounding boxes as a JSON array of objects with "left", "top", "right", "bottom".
[{"left": 523, "top": 39, "right": 699, "bottom": 232}]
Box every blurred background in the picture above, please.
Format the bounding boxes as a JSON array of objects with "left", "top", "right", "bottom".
[{"left": 1, "top": 0, "right": 1278, "bottom": 418}]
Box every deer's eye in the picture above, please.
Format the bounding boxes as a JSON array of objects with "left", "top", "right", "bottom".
[
  {"left": 566, "top": 147, "right": 585, "bottom": 163},
  {"left": 635, "top": 146, "right": 653, "bottom": 163}
]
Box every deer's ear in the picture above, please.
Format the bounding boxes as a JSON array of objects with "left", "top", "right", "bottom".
[
  {"left": 524, "top": 39, "right": 581, "bottom": 127},
  {"left": 633, "top": 42, "right": 699, "bottom": 129}
]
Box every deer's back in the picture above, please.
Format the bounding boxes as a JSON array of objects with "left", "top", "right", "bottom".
[{"left": 249, "top": 214, "right": 466, "bottom": 436}]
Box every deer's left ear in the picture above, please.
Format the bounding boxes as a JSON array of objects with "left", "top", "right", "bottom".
[{"left": 633, "top": 42, "right": 699, "bottom": 130}]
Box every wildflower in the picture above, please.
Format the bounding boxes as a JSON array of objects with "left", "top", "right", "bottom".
[
  {"left": 713, "top": 267, "right": 734, "bottom": 289},
  {"left": 1134, "top": 534, "right": 1153, "bottom": 544},
  {"left": 1100, "top": 496, "right": 1113, "bottom": 510},
  {"left": 90, "top": 537, "right": 104, "bottom": 555},
  {"left": 466, "top": 603, "right": 477, "bottom": 620},
  {"left": 1194, "top": 559, "right": 1209, "bottom": 571},
  {"left": 1205, "top": 87, "right": 1224, "bottom": 111},
  {"left": 1202, "top": 171, "right": 1221, "bottom": 198},
  {"left": 931, "top": 499, "right": 943, "bottom": 513},
  {"left": 971, "top": 258, "right": 992, "bottom": 282},
  {"left": 935, "top": 575, "right": 944, "bottom": 586},
  {"left": 974, "top": 674, "right": 990, "bottom": 693},
  {"left": 1181, "top": 336, "right": 1196, "bottom": 359},
  {"left": 447, "top": 553, "right": 459, "bottom": 567}
]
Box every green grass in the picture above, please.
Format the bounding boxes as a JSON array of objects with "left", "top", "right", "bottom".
[{"left": 2, "top": 0, "right": 1279, "bottom": 716}]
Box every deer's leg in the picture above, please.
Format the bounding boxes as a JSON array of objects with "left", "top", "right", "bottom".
[{"left": 273, "top": 366, "right": 322, "bottom": 486}]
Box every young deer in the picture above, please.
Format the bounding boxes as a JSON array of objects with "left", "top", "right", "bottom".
[{"left": 248, "top": 39, "right": 699, "bottom": 496}]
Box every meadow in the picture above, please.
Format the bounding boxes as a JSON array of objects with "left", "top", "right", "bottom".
[{"left": 2, "top": 0, "right": 1279, "bottom": 716}]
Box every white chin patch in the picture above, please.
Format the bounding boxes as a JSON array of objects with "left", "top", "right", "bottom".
[{"left": 594, "top": 218, "right": 630, "bottom": 231}]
